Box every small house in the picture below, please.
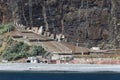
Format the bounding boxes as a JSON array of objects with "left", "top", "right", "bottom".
[{"left": 27, "top": 57, "right": 39, "bottom": 63}]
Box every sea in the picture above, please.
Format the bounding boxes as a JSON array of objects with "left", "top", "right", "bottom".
[{"left": 0, "top": 71, "right": 120, "bottom": 80}]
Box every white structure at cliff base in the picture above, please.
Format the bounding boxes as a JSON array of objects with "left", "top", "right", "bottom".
[{"left": 38, "top": 26, "right": 43, "bottom": 35}]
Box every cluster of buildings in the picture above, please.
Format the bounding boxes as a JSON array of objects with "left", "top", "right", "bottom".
[{"left": 25, "top": 45, "right": 110, "bottom": 64}]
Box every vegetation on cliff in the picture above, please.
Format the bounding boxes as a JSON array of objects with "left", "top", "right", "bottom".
[
  {"left": 1, "top": 37, "right": 46, "bottom": 61},
  {"left": 0, "top": 23, "right": 14, "bottom": 55}
]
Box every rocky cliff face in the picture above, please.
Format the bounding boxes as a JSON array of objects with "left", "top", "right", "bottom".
[{"left": 0, "top": 0, "right": 120, "bottom": 49}]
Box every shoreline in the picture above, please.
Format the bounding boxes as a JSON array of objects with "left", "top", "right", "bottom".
[{"left": 0, "top": 63, "right": 120, "bottom": 72}]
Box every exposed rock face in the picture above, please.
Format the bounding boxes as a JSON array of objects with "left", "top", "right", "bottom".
[
  {"left": 0, "top": 0, "right": 120, "bottom": 49},
  {"left": 0, "top": 1, "right": 9, "bottom": 24}
]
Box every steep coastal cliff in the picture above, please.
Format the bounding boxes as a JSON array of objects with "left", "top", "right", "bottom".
[{"left": 0, "top": 0, "right": 120, "bottom": 49}]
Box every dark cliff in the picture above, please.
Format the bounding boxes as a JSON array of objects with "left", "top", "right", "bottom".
[{"left": 0, "top": 0, "right": 120, "bottom": 49}]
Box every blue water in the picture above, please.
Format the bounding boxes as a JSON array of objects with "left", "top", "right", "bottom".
[{"left": 0, "top": 71, "right": 120, "bottom": 80}]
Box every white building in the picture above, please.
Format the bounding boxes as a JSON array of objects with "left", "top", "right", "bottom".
[
  {"left": 27, "top": 57, "right": 39, "bottom": 63},
  {"left": 91, "top": 47, "right": 100, "bottom": 51}
]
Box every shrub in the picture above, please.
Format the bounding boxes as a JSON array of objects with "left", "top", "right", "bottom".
[
  {"left": 7, "top": 36, "right": 13, "bottom": 45},
  {"left": 2, "top": 42, "right": 29, "bottom": 61},
  {"left": 0, "top": 23, "right": 14, "bottom": 34},
  {"left": 5, "top": 23, "right": 14, "bottom": 32},
  {"left": 0, "top": 25, "right": 4, "bottom": 29},
  {"left": 31, "top": 45, "right": 46, "bottom": 56}
]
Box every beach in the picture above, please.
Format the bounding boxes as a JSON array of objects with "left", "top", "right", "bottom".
[{"left": 0, "top": 63, "right": 120, "bottom": 72}]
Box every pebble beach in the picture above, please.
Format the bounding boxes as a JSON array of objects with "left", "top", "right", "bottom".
[{"left": 0, "top": 63, "right": 120, "bottom": 72}]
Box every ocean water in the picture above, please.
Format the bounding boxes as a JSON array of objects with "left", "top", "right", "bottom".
[{"left": 0, "top": 71, "right": 120, "bottom": 80}]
